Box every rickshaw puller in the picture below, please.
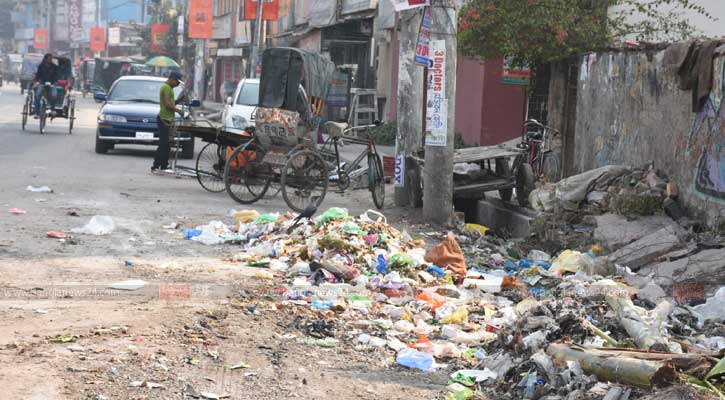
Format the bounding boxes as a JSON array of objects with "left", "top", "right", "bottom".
[{"left": 32, "top": 54, "right": 58, "bottom": 117}]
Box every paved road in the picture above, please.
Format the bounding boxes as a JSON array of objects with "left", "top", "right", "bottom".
[{"left": 0, "top": 82, "right": 394, "bottom": 259}]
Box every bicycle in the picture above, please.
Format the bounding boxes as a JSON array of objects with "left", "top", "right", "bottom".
[
  {"left": 320, "top": 121, "right": 385, "bottom": 209},
  {"left": 511, "top": 119, "right": 561, "bottom": 206}
]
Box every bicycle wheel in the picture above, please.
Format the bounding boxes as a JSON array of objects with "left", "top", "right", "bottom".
[
  {"left": 281, "top": 150, "right": 328, "bottom": 212},
  {"left": 369, "top": 153, "right": 385, "bottom": 209},
  {"left": 223, "top": 143, "right": 271, "bottom": 204},
  {"left": 38, "top": 99, "right": 46, "bottom": 134},
  {"left": 21, "top": 96, "right": 29, "bottom": 131},
  {"left": 68, "top": 100, "right": 75, "bottom": 135},
  {"left": 196, "top": 142, "right": 226, "bottom": 193}
]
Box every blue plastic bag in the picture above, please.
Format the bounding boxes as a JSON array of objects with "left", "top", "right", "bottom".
[{"left": 376, "top": 255, "right": 389, "bottom": 274}]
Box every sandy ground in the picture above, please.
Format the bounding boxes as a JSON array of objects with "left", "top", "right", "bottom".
[{"left": 0, "top": 83, "right": 443, "bottom": 399}]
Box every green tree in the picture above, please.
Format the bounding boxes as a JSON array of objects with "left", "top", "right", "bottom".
[
  {"left": 458, "top": 0, "right": 714, "bottom": 66},
  {"left": 130, "top": 4, "right": 184, "bottom": 58}
]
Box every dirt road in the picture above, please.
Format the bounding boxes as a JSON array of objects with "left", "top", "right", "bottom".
[{"left": 0, "top": 84, "right": 442, "bottom": 399}]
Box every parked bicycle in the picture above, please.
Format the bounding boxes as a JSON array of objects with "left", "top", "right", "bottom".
[{"left": 319, "top": 121, "right": 385, "bottom": 209}]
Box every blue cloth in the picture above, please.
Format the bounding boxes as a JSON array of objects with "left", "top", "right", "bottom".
[{"left": 33, "top": 85, "right": 43, "bottom": 114}]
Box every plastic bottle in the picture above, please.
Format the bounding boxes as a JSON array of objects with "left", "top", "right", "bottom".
[{"left": 396, "top": 348, "right": 435, "bottom": 371}]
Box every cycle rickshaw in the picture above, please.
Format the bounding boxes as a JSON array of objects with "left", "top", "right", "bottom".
[{"left": 21, "top": 56, "right": 76, "bottom": 134}]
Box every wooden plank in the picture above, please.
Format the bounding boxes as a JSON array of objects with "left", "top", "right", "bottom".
[
  {"left": 453, "top": 178, "right": 514, "bottom": 195},
  {"left": 453, "top": 146, "right": 522, "bottom": 163}
]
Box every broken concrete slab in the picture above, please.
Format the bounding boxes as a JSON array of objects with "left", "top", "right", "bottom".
[
  {"left": 608, "top": 225, "right": 686, "bottom": 271},
  {"left": 593, "top": 213, "right": 677, "bottom": 251},
  {"left": 476, "top": 198, "right": 541, "bottom": 238}
]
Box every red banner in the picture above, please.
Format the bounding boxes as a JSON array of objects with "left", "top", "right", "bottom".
[
  {"left": 151, "top": 24, "right": 169, "bottom": 53},
  {"left": 244, "top": 0, "right": 279, "bottom": 21},
  {"left": 34, "top": 28, "right": 48, "bottom": 50},
  {"left": 189, "top": 0, "right": 213, "bottom": 39},
  {"left": 90, "top": 27, "right": 106, "bottom": 52}
]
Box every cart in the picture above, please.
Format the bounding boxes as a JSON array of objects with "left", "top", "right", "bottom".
[
  {"left": 21, "top": 56, "right": 76, "bottom": 135},
  {"left": 218, "top": 48, "right": 335, "bottom": 212},
  {"left": 405, "top": 145, "right": 534, "bottom": 208},
  {"left": 19, "top": 54, "right": 43, "bottom": 95}
]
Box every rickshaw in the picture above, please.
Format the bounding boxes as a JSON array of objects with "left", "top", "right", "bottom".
[
  {"left": 20, "top": 53, "right": 43, "bottom": 95},
  {"left": 3, "top": 54, "right": 23, "bottom": 84},
  {"left": 220, "top": 48, "right": 336, "bottom": 212},
  {"left": 80, "top": 59, "right": 95, "bottom": 97},
  {"left": 21, "top": 56, "right": 76, "bottom": 134}
]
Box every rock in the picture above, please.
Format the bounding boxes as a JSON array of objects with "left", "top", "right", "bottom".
[
  {"left": 593, "top": 214, "right": 677, "bottom": 251},
  {"left": 641, "top": 248, "right": 725, "bottom": 288},
  {"left": 637, "top": 282, "right": 668, "bottom": 303},
  {"left": 646, "top": 169, "right": 666, "bottom": 190},
  {"left": 608, "top": 225, "right": 685, "bottom": 271}
]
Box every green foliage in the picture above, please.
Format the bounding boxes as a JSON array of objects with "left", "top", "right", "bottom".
[
  {"left": 458, "top": 0, "right": 713, "bottom": 67},
  {"left": 131, "top": 4, "right": 184, "bottom": 58},
  {"left": 370, "top": 122, "right": 397, "bottom": 146}
]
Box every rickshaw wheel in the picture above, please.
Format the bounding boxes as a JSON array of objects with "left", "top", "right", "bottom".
[
  {"left": 281, "top": 150, "right": 329, "bottom": 213},
  {"left": 38, "top": 100, "right": 47, "bottom": 134},
  {"left": 21, "top": 96, "right": 29, "bottom": 131},
  {"left": 68, "top": 100, "right": 75, "bottom": 135},
  {"left": 196, "top": 142, "right": 226, "bottom": 193},
  {"left": 223, "top": 142, "right": 271, "bottom": 204}
]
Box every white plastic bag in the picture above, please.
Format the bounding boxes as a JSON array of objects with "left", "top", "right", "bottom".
[{"left": 71, "top": 216, "right": 115, "bottom": 235}]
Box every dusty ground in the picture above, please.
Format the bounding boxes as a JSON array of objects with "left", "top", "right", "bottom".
[{"left": 0, "top": 83, "right": 442, "bottom": 399}]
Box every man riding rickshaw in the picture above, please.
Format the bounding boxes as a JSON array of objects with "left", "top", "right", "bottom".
[{"left": 21, "top": 53, "right": 76, "bottom": 134}]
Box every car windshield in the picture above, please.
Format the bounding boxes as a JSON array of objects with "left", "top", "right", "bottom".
[
  {"left": 236, "top": 82, "right": 259, "bottom": 106},
  {"left": 108, "top": 79, "right": 183, "bottom": 103}
]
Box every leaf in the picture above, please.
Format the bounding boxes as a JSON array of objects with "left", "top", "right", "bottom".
[{"left": 706, "top": 357, "right": 725, "bottom": 380}]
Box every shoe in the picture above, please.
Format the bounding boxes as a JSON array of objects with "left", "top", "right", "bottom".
[
  {"left": 33, "top": 115, "right": 39, "bottom": 119},
  {"left": 151, "top": 165, "right": 159, "bottom": 172}
]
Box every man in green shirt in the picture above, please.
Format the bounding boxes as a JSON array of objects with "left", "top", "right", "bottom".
[{"left": 152, "top": 71, "right": 185, "bottom": 171}]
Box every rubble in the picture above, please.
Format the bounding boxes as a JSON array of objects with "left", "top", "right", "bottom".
[{"left": 174, "top": 205, "right": 724, "bottom": 399}]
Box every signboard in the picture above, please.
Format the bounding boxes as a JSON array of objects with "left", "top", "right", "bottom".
[
  {"left": 212, "top": 14, "right": 232, "bottom": 39},
  {"left": 425, "top": 40, "right": 447, "bottom": 147},
  {"left": 342, "top": 0, "right": 376, "bottom": 14},
  {"left": 108, "top": 27, "right": 121, "bottom": 46},
  {"left": 392, "top": 0, "right": 428, "bottom": 12},
  {"left": 414, "top": 6, "right": 432, "bottom": 67},
  {"left": 34, "top": 28, "right": 48, "bottom": 49},
  {"left": 502, "top": 58, "right": 531, "bottom": 85},
  {"left": 327, "top": 71, "right": 350, "bottom": 107},
  {"left": 394, "top": 154, "right": 405, "bottom": 187},
  {"left": 178, "top": 15, "right": 185, "bottom": 35},
  {"left": 189, "top": 0, "right": 213, "bottom": 39},
  {"left": 244, "top": 0, "right": 280, "bottom": 21},
  {"left": 151, "top": 24, "right": 169, "bottom": 52},
  {"left": 67, "top": 0, "right": 83, "bottom": 41},
  {"left": 90, "top": 26, "right": 106, "bottom": 51}
]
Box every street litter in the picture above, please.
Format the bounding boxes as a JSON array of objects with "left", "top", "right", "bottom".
[
  {"left": 109, "top": 280, "right": 146, "bottom": 291},
  {"left": 47, "top": 231, "right": 68, "bottom": 239},
  {"left": 26, "top": 185, "right": 53, "bottom": 193},
  {"left": 9, "top": 208, "right": 26, "bottom": 214},
  {"left": 71, "top": 215, "right": 115, "bottom": 235},
  {"left": 176, "top": 206, "right": 724, "bottom": 399}
]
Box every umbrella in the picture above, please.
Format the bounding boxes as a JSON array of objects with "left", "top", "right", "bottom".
[{"left": 145, "top": 56, "right": 180, "bottom": 68}]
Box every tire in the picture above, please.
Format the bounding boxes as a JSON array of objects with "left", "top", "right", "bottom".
[
  {"left": 496, "top": 157, "right": 513, "bottom": 202},
  {"left": 516, "top": 162, "right": 535, "bottom": 207},
  {"left": 223, "top": 143, "right": 271, "bottom": 204},
  {"left": 369, "top": 153, "right": 385, "bottom": 209},
  {"left": 68, "top": 100, "right": 75, "bottom": 135},
  {"left": 38, "top": 99, "right": 46, "bottom": 134},
  {"left": 407, "top": 166, "right": 423, "bottom": 208},
  {"left": 195, "top": 142, "right": 226, "bottom": 193},
  {"left": 21, "top": 97, "right": 28, "bottom": 131},
  {"left": 281, "top": 150, "right": 328, "bottom": 212},
  {"left": 181, "top": 139, "right": 195, "bottom": 159},
  {"left": 95, "top": 135, "right": 108, "bottom": 154}
]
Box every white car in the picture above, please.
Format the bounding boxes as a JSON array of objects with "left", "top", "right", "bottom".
[{"left": 223, "top": 78, "right": 259, "bottom": 130}]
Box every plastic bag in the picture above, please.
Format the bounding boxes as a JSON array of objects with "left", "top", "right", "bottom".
[
  {"left": 389, "top": 253, "right": 413, "bottom": 268},
  {"left": 342, "top": 222, "right": 364, "bottom": 235},
  {"left": 463, "top": 223, "right": 489, "bottom": 236},
  {"left": 359, "top": 209, "right": 386, "bottom": 224},
  {"left": 396, "top": 348, "right": 437, "bottom": 372},
  {"left": 232, "top": 210, "right": 260, "bottom": 224},
  {"left": 71, "top": 215, "right": 115, "bottom": 235},
  {"left": 254, "top": 213, "right": 278, "bottom": 224},
  {"left": 319, "top": 207, "right": 350, "bottom": 225},
  {"left": 424, "top": 232, "right": 467, "bottom": 277},
  {"left": 549, "top": 250, "right": 594, "bottom": 275}
]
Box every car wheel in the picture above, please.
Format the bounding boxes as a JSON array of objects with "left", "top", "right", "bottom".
[
  {"left": 181, "top": 139, "right": 195, "bottom": 159},
  {"left": 95, "top": 135, "right": 108, "bottom": 154}
]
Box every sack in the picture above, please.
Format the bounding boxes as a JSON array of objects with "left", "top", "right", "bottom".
[{"left": 226, "top": 146, "right": 257, "bottom": 169}]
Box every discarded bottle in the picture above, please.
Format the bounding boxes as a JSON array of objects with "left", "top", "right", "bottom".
[{"left": 396, "top": 348, "right": 435, "bottom": 372}]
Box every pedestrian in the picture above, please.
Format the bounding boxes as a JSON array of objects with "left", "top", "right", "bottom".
[
  {"left": 32, "top": 53, "right": 58, "bottom": 117},
  {"left": 152, "top": 71, "right": 185, "bottom": 172}
]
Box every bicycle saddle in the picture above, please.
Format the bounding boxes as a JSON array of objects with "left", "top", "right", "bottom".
[
  {"left": 324, "top": 121, "right": 348, "bottom": 138},
  {"left": 526, "top": 131, "right": 543, "bottom": 140},
  {"left": 523, "top": 119, "right": 544, "bottom": 128}
]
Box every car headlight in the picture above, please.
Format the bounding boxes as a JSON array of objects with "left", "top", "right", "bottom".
[
  {"left": 98, "top": 113, "right": 127, "bottom": 123},
  {"left": 232, "top": 116, "right": 248, "bottom": 129}
]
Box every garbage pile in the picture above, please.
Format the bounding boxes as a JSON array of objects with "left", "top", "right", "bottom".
[
  {"left": 179, "top": 207, "right": 725, "bottom": 400},
  {"left": 530, "top": 165, "right": 685, "bottom": 221}
]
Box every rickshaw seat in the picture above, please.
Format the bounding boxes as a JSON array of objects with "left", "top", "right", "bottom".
[
  {"left": 324, "top": 121, "right": 348, "bottom": 138},
  {"left": 56, "top": 80, "right": 69, "bottom": 88}
]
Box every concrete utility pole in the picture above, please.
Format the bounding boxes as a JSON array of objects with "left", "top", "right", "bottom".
[
  {"left": 248, "top": 0, "right": 264, "bottom": 78},
  {"left": 47, "top": 0, "right": 53, "bottom": 51},
  {"left": 394, "top": 9, "right": 424, "bottom": 206},
  {"left": 422, "top": 0, "right": 457, "bottom": 224}
]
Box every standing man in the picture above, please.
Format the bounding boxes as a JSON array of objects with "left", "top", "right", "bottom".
[
  {"left": 32, "top": 53, "right": 57, "bottom": 117},
  {"left": 152, "top": 71, "right": 185, "bottom": 171}
]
